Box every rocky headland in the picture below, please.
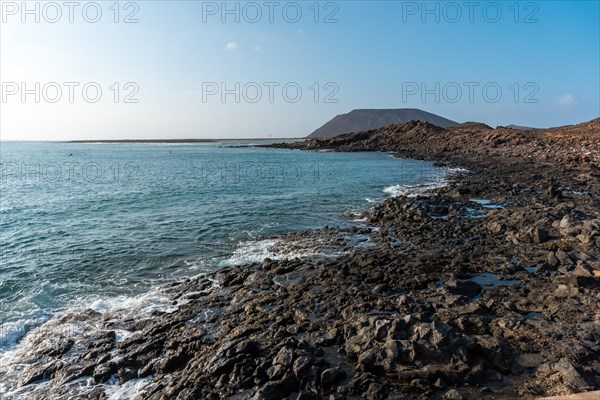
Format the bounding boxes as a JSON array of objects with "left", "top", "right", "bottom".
[{"left": 3, "top": 118, "right": 600, "bottom": 399}]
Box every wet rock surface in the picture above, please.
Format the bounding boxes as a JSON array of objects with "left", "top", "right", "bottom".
[{"left": 3, "top": 119, "right": 600, "bottom": 399}]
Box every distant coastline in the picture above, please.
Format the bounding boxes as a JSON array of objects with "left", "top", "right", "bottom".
[{"left": 66, "top": 138, "right": 306, "bottom": 144}]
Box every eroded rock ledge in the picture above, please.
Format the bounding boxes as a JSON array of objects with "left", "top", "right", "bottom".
[{"left": 5, "top": 119, "right": 600, "bottom": 399}]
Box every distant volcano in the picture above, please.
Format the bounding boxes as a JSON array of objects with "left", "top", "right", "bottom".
[{"left": 308, "top": 108, "right": 458, "bottom": 138}]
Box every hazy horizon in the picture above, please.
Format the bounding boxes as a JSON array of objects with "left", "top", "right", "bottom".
[{"left": 3, "top": 114, "right": 600, "bottom": 142}]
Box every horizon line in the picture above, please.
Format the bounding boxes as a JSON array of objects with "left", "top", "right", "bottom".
[{"left": 0, "top": 137, "right": 307, "bottom": 143}]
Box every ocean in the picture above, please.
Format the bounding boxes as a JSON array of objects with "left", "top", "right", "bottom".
[{"left": 0, "top": 141, "right": 448, "bottom": 394}]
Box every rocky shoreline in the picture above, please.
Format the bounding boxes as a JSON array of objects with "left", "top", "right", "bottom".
[{"left": 2, "top": 119, "right": 600, "bottom": 399}]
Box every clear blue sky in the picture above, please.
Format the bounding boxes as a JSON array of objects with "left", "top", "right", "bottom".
[{"left": 1, "top": 0, "right": 599, "bottom": 140}]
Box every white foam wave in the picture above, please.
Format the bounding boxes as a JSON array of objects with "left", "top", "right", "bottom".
[
  {"left": 0, "top": 311, "right": 51, "bottom": 352},
  {"left": 0, "top": 288, "right": 181, "bottom": 399},
  {"left": 447, "top": 167, "right": 470, "bottom": 174},
  {"left": 383, "top": 181, "right": 447, "bottom": 198},
  {"left": 86, "top": 291, "right": 179, "bottom": 316},
  {"left": 105, "top": 376, "right": 154, "bottom": 400},
  {"left": 221, "top": 239, "right": 277, "bottom": 266},
  {"left": 382, "top": 165, "right": 468, "bottom": 198},
  {"left": 349, "top": 214, "right": 368, "bottom": 222},
  {"left": 222, "top": 235, "right": 355, "bottom": 266}
]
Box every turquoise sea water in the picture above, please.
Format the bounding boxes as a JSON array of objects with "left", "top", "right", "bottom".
[{"left": 0, "top": 141, "right": 446, "bottom": 348}]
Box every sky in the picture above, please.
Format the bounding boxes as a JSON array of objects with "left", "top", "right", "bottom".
[{"left": 0, "top": 0, "right": 599, "bottom": 140}]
